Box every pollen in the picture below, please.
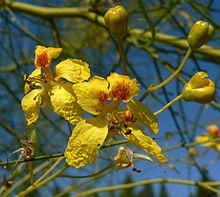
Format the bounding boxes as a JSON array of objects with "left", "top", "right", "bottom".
[
  {"left": 36, "top": 51, "right": 49, "bottom": 69},
  {"left": 111, "top": 81, "right": 130, "bottom": 101}
]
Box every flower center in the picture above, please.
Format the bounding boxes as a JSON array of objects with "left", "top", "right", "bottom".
[
  {"left": 111, "top": 81, "right": 130, "bottom": 100},
  {"left": 106, "top": 110, "right": 136, "bottom": 134},
  {"left": 25, "top": 73, "right": 51, "bottom": 90},
  {"left": 36, "top": 51, "right": 49, "bottom": 69}
]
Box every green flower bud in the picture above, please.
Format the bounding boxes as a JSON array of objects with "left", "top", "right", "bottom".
[
  {"left": 104, "top": 5, "right": 128, "bottom": 39},
  {"left": 182, "top": 72, "right": 215, "bottom": 103},
  {"left": 187, "top": 20, "right": 214, "bottom": 49}
]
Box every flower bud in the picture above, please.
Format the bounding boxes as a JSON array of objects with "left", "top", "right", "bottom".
[
  {"left": 207, "top": 124, "right": 220, "bottom": 137},
  {"left": 187, "top": 20, "right": 214, "bottom": 49},
  {"left": 182, "top": 72, "right": 215, "bottom": 103},
  {"left": 188, "top": 147, "right": 197, "bottom": 158},
  {"left": 104, "top": 5, "right": 128, "bottom": 39}
]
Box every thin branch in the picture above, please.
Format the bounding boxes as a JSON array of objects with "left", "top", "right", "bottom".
[
  {"left": 76, "top": 178, "right": 220, "bottom": 196},
  {"left": 2, "top": 1, "right": 220, "bottom": 62}
]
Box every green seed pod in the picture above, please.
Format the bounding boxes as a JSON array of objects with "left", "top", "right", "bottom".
[
  {"left": 187, "top": 20, "right": 214, "bottom": 49},
  {"left": 182, "top": 72, "right": 216, "bottom": 103},
  {"left": 104, "top": 5, "right": 128, "bottom": 39}
]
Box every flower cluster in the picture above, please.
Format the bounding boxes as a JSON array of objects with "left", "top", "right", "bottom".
[
  {"left": 22, "top": 45, "right": 167, "bottom": 169},
  {"left": 21, "top": 45, "right": 90, "bottom": 125},
  {"left": 65, "top": 72, "right": 167, "bottom": 168}
]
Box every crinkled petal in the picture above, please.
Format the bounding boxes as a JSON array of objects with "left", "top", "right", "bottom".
[
  {"left": 73, "top": 76, "right": 109, "bottom": 115},
  {"left": 55, "top": 59, "right": 90, "bottom": 83},
  {"left": 35, "top": 45, "right": 62, "bottom": 69},
  {"left": 127, "top": 100, "right": 159, "bottom": 134},
  {"left": 107, "top": 73, "right": 139, "bottom": 102},
  {"left": 64, "top": 118, "right": 108, "bottom": 168},
  {"left": 121, "top": 128, "right": 167, "bottom": 163},
  {"left": 21, "top": 89, "right": 43, "bottom": 125},
  {"left": 24, "top": 68, "right": 42, "bottom": 94},
  {"left": 50, "top": 82, "right": 82, "bottom": 124}
]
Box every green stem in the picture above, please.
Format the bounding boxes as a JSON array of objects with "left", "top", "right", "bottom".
[
  {"left": 60, "top": 162, "right": 115, "bottom": 179},
  {"left": 0, "top": 153, "right": 64, "bottom": 166},
  {"left": 4, "top": 1, "right": 220, "bottom": 61},
  {"left": 28, "top": 162, "right": 34, "bottom": 185},
  {"left": 2, "top": 161, "right": 51, "bottom": 197},
  {"left": 118, "top": 38, "right": 128, "bottom": 75},
  {"left": 0, "top": 139, "right": 129, "bottom": 167},
  {"left": 17, "top": 158, "right": 67, "bottom": 196},
  {"left": 139, "top": 48, "right": 192, "bottom": 101},
  {"left": 76, "top": 178, "right": 220, "bottom": 197},
  {"left": 154, "top": 94, "right": 183, "bottom": 116},
  {"left": 35, "top": 157, "right": 64, "bottom": 184}
]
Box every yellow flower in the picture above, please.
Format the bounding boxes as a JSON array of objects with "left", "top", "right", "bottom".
[
  {"left": 21, "top": 46, "right": 90, "bottom": 125},
  {"left": 114, "top": 146, "right": 141, "bottom": 173},
  {"left": 65, "top": 73, "right": 167, "bottom": 168},
  {"left": 35, "top": 45, "right": 62, "bottom": 69},
  {"left": 196, "top": 124, "right": 220, "bottom": 151},
  {"left": 182, "top": 72, "right": 215, "bottom": 103},
  {"left": 108, "top": 73, "right": 139, "bottom": 102}
]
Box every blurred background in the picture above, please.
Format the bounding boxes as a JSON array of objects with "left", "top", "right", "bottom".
[{"left": 0, "top": 0, "right": 220, "bottom": 196}]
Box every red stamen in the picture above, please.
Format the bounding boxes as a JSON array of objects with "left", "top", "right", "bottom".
[
  {"left": 96, "top": 91, "right": 109, "bottom": 112},
  {"left": 99, "top": 91, "right": 109, "bottom": 103},
  {"left": 36, "top": 51, "right": 49, "bottom": 69},
  {"left": 111, "top": 81, "right": 130, "bottom": 100}
]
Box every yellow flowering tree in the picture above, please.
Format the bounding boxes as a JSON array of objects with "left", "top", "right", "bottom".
[{"left": 1, "top": 1, "right": 220, "bottom": 197}]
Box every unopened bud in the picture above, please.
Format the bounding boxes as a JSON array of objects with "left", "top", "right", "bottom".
[
  {"left": 182, "top": 72, "right": 215, "bottom": 103},
  {"left": 188, "top": 147, "right": 197, "bottom": 158},
  {"left": 187, "top": 20, "right": 214, "bottom": 49},
  {"left": 207, "top": 124, "right": 220, "bottom": 137},
  {"left": 104, "top": 5, "right": 128, "bottom": 39}
]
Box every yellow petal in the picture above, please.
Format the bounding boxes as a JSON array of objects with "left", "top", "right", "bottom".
[
  {"left": 35, "top": 45, "right": 62, "bottom": 69},
  {"left": 24, "top": 68, "right": 42, "bottom": 94},
  {"left": 64, "top": 118, "right": 108, "bottom": 168},
  {"left": 73, "top": 76, "right": 109, "bottom": 115},
  {"left": 107, "top": 73, "right": 139, "bottom": 102},
  {"left": 127, "top": 100, "right": 159, "bottom": 134},
  {"left": 196, "top": 135, "right": 213, "bottom": 147},
  {"left": 50, "top": 82, "right": 82, "bottom": 124},
  {"left": 216, "top": 144, "right": 220, "bottom": 151},
  {"left": 55, "top": 59, "right": 90, "bottom": 83},
  {"left": 121, "top": 128, "right": 167, "bottom": 163},
  {"left": 21, "top": 89, "right": 43, "bottom": 125}
]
